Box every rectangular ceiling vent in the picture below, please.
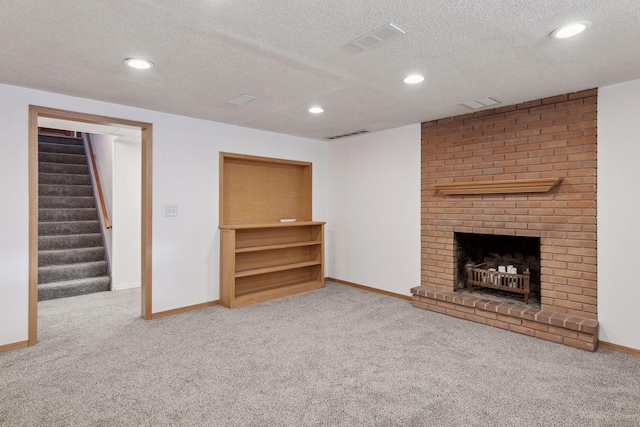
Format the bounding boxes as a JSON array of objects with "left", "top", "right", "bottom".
[
  {"left": 349, "top": 23, "right": 405, "bottom": 50},
  {"left": 323, "top": 129, "right": 370, "bottom": 140},
  {"left": 459, "top": 96, "right": 501, "bottom": 110},
  {"left": 228, "top": 94, "right": 257, "bottom": 106}
]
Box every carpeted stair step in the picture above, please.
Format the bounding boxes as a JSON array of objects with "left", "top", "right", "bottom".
[
  {"left": 39, "top": 208, "right": 98, "bottom": 222},
  {"left": 39, "top": 162, "right": 89, "bottom": 175},
  {"left": 38, "top": 135, "right": 83, "bottom": 146},
  {"left": 39, "top": 233, "right": 103, "bottom": 250},
  {"left": 38, "top": 152, "right": 87, "bottom": 165},
  {"left": 38, "top": 276, "right": 111, "bottom": 301},
  {"left": 39, "top": 220, "right": 101, "bottom": 236},
  {"left": 39, "top": 184, "right": 93, "bottom": 197},
  {"left": 39, "top": 142, "right": 85, "bottom": 155},
  {"left": 39, "top": 173, "right": 92, "bottom": 186},
  {"left": 38, "top": 261, "right": 108, "bottom": 284},
  {"left": 39, "top": 247, "right": 106, "bottom": 266},
  {"left": 39, "top": 196, "right": 95, "bottom": 209}
]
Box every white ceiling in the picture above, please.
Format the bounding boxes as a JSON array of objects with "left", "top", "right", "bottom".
[{"left": 3, "top": 1, "right": 640, "bottom": 140}]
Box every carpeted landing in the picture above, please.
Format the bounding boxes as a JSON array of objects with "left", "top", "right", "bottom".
[
  {"left": 38, "top": 134, "right": 110, "bottom": 300},
  {"left": 1, "top": 282, "right": 638, "bottom": 426}
]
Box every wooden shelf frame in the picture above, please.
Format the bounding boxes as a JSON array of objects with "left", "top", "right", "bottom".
[
  {"left": 219, "top": 152, "right": 324, "bottom": 308},
  {"left": 433, "top": 178, "right": 562, "bottom": 195},
  {"left": 220, "top": 222, "right": 325, "bottom": 308}
]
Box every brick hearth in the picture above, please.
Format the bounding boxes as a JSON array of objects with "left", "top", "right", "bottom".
[
  {"left": 411, "top": 286, "right": 598, "bottom": 351},
  {"left": 417, "top": 89, "right": 598, "bottom": 350}
]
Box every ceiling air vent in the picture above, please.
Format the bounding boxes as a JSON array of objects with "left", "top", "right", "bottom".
[
  {"left": 228, "top": 94, "right": 257, "bottom": 106},
  {"left": 349, "top": 23, "right": 405, "bottom": 50},
  {"left": 459, "top": 96, "right": 501, "bottom": 110},
  {"left": 323, "top": 129, "right": 370, "bottom": 140}
]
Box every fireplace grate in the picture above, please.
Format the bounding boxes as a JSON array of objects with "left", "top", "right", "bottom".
[{"left": 466, "top": 262, "right": 531, "bottom": 303}]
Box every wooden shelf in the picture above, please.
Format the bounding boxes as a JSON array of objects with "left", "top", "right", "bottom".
[
  {"left": 236, "top": 241, "right": 321, "bottom": 254},
  {"left": 219, "top": 153, "right": 324, "bottom": 308},
  {"left": 235, "top": 260, "right": 322, "bottom": 278},
  {"left": 221, "top": 225, "right": 324, "bottom": 307},
  {"left": 235, "top": 280, "right": 321, "bottom": 297},
  {"left": 433, "top": 178, "right": 562, "bottom": 195},
  {"left": 220, "top": 221, "right": 324, "bottom": 230},
  {"left": 233, "top": 280, "right": 324, "bottom": 307}
]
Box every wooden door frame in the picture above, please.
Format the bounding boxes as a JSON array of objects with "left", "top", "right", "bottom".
[{"left": 28, "top": 105, "right": 153, "bottom": 345}]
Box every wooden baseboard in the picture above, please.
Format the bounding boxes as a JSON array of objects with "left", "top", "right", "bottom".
[
  {"left": 326, "top": 277, "right": 412, "bottom": 301},
  {"left": 151, "top": 300, "right": 219, "bottom": 319},
  {"left": 599, "top": 341, "right": 640, "bottom": 357},
  {"left": 0, "top": 340, "right": 29, "bottom": 353}
]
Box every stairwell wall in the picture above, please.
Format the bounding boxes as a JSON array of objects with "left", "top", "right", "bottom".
[
  {"left": 112, "top": 139, "right": 141, "bottom": 290},
  {"left": 0, "top": 83, "right": 330, "bottom": 347}
]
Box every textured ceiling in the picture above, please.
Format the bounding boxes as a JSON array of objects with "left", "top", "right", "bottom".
[{"left": 2, "top": 0, "right": 640, "bottom": 140}]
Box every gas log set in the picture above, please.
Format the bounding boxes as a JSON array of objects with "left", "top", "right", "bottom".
[{"left": 466, "top": 259, "right": 531, "bottom": 303}]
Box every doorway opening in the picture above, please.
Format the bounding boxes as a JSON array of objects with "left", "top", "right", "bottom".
[{"left": 28, "top": 106, "right": 153, "bottom": 346}]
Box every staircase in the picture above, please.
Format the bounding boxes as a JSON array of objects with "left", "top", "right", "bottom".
[{"left": 38, "top": 134, "right": 111, "bottom": 300}]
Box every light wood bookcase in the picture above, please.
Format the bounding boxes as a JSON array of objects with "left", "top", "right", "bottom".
[{"left": 219, "top": 153, "right": 325, "bottom": 308}]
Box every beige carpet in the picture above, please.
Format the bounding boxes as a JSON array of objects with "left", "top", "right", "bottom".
[{"left": 1, "top": 281, "right": 639, "bottom": 426}]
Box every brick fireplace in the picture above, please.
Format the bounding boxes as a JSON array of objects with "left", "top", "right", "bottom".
[{"left": 411, "top": 89, "right": 599, "bottom": 351}]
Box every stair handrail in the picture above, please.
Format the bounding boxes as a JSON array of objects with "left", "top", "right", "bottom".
[{"left": 86, "top": 134, "right": 112, "bottom": 229}]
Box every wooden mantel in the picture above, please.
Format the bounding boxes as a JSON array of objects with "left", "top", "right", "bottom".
[{"left": 433, "top": 178, "right": 562, "bottom": 195}]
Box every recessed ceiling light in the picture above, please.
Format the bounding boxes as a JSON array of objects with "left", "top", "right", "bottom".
[
  {"left": 550, "top": 21, "right": 590, "bottom": 39},
  {"left": 404, "top": 74, "right": 424, "bottom": 84},
  {"left": 309, "top": 107, "right": 324, "bottom": 114},
  {"left": 124, "top": 58, "right": 154, "bottom": 69}
]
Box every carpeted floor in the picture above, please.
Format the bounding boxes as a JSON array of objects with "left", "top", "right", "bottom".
[{"left": 1, "top": 281, "right": 639, "bottom": 426}]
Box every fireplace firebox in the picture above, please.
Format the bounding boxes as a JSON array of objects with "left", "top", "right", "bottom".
[{"left": 455, "top": 232, "right": 541, "bottom": 303}]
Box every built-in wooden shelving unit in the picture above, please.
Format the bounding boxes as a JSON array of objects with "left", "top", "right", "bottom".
[
  {"left": 219, "top": 153, "right": 324, "bottom": 308},
  {"left": 433, "top": 178, "right": 562, "bottom": 195}
]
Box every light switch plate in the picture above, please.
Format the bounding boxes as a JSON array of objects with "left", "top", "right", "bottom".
[{"left": 165, "top": 204, "right": 178, "bottom": 217}]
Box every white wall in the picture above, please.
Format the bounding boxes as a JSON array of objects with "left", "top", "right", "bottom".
[
  {"left": 4, "top": 79, "right": 637, "bottom": 352},
  {"left": 0, "top": 83, "right": 329, "bottom": 347},
  {"left": 598, "top": 79, "right": 640, "bottom": 350},
  {"left": 327, "top": 124, "right": 421, "bottom": 295},
  {"left": 86, "top": 133, "right": 115, "bottom": 269},
  {"left": 0, "top": 87, "right": 29, "bottom": 345},
  {"left": 112, "top": 140, "right": 141, "bottom": 290}
]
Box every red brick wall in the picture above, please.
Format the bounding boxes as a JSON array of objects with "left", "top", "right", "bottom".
[{"left": 421, "top": 89, "right": 597, "bottom": 319}]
